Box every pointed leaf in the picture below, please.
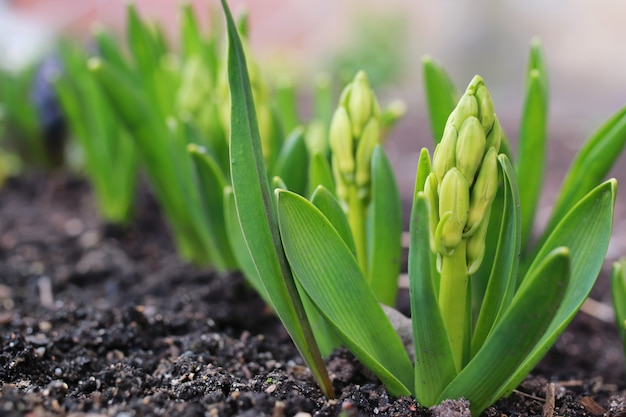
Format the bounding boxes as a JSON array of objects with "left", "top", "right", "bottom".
[
  {"left": 422, "top": 56, "right": 458, "bottom": 143},
  {"left": 308, "top": 152, "right": 335, "bottom": 196},
  {"left": 441, "top": 247, "right": 570, "bottom": 415},
  {"left": 500, "top": 179, "right": 616, "bottom": 397},
  {"left": 611, "top": 259, "right": 626, "bottom": 355},
  {"left": 273, "top": 126, "right": 309, "bottom": 195},
  {"left": 367, "top": 145, "right": 402, "bottom": 306},
  {"left": 471, "top": 154, "right": 521, "bottom": 354},
  {"left": 221, "top": 0, "right": 333, "bottom": 399},
  {"left": 310, "top": 185, "right": 356, "bottom": 255},
  {"left": 277, "top": 190, "right": 413, "bottom": 396},
  {"left": 409, "top": 193, "right": 456, "bottom": 406},
  {"left": 516, "top": 40, "right": 548, "bottom": 251},
  {"left": 543, "top": 107, "right": 626, "bottom": 244},
  {"left": 189, "top": 144, "right": 237, "bottom": 268}
]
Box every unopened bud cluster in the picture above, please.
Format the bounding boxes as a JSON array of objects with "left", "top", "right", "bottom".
[
  {"left": 426, "top": 75, "right": 502, "bottom": 274},
  {"left": 329, "top": 71, "right": 381, "bottom": 205}
]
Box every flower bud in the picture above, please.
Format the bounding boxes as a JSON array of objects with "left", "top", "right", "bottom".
[
  {"left": 455, "top": 116, "right": 486, "bottom": 186},
  {"left": 476, "top": 84, "right": 495, "bottom": 133},
  {"left": 437, "top": 168, "right": 470, "bottom": 253},
  {"left": 464, "top": 146, "right": 498, "bottom": 236},
  {"left": 466, "top": 206, "right": 491, "bottom": 274},
  {"left": 448, "top": 93, "right": 478, "bottom": 130},
  {"left": 433, "top": 124, "right": 458, "bottom": 185},
  {"left": 424, "top": 173, "right": 440, "bottom": 254},
  {"left": 355, "top": 118, "right": 381, "bottom": 200},
  {"left": 329, "top": 106, "right": 355, "bottom": 183},
  {"left": 347, "top": 71, "right": 374, "bottom": 138},
  {"left": 332, "top": 154, "right": 349, "bottom": 205},
  {"left": 485, "top": 115, "right": 502, "bottom": 152}
]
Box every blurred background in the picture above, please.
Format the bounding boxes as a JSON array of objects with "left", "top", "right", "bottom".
[{"left": 2, "top": 0, "right": 626, "bottom": 277}]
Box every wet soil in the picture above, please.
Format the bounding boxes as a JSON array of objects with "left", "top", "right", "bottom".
[{"left": 0, "top": 174, "right": 624, "bottom": 417}]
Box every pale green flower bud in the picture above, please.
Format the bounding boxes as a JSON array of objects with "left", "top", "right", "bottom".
[
  {"left": 449, "top": 93, "right": 478, "bottom": 130},
  {"left": 455, "top": 116, "right": 486, "bottom": 186},
  {"left": 433, "top": 124, "right": 458, "bottom": 185},
  {"left": 338, "top": 70, "right": 378, "bottom": 139},
  {"left": 464, "top": 146, "right": 498, "bottom": 237},
  {"left": 355, "top": 118, "right": 381, "bottom": 200},
  {"left": 332, "top": 154, "right": 349, "bottom": 205},
  {"left": 424, "top": 173, "right": 440, "bottom": 254},
  {"left": 485, "top": 115, "right": 502, "bottom": 152},
  {"left": 476, "top": 84, "right": 495, "bottom": 133},
  {"left": 329, "top": 106, "right": 355, "bottom": 183},
  {"left": 436, "top": 168, "right": 470, "bottom": 253},
  {"left": 466, "top": 206, "right": 491, "bottom": 274}
]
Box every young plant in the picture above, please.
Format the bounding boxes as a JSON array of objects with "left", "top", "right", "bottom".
[
  {"left": 54, "top": 40, "right": 138, "bottom": 225},
  {"left": 222, "top": 0, "right": 618, "bottom": 413},
  {"left": 87, "top": 3, "right": 239, "bottom": 268}
]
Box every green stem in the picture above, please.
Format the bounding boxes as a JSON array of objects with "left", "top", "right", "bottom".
[
  {"left": 348, "top": 184, "right": 368, "bottom": 278},
  {"left": 438, "top": 240, "right": 468, "bottom": 372}
]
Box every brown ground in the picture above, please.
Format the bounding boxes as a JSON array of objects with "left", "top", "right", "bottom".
[{"left": 0, "top": 173, "right": 624, "bottom": 416}]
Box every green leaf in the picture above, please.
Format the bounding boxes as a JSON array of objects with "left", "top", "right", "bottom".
[
  {"left": 308, "top": 152, "right": 335, "bottom": 196},
  {"left": 273, "top": 126, "right": 309, "bottom": 196},
  {"left": 471, "top": 155, "right": 521, "bottom": 354},
  {"left": 223, "top": 187, "right": 270, "bottom": 303},
  {"left": 310, "top": 185, "right": 356, "bottom": 255},
  {"left": 55, "top": 44, "right": 137, "bottom": 224},
  {"left": 221, "top": 0, "right": 333, "bottom": 399},
  {"left": 415, "top": 148, "right": 432, "bottom": 193},
  {"left": 422, "top": 56, "right": 458, "bottom": 143},
  {"left": 409, "top": 193, "right": 456, "bottom": 407},
  {"left": 516, "top": 40, "right": 548, "bottom": 251},
  {"left": 499, "top": 179, "right": 616, "bottom": 397},
  {"left": 611, "top": 259, "right": 626, "bottom": 356},
  {"left": 543, "top": 107, "right": 626, "bottom": 245},
  {"left": 180, "top": 3, "right": 203, "bottom": 59},
  {"left": 441, "top": 247, "right": 570, "bottom": 415},
  {"left": 313, "top": 73, "right": 335, "bottom": 127},
  {"left": 367, "top": 146, "right": 402, "bottom": 306},
  {"left": 275, "top": 76, "right": 300, "bottom": 134},
  {"left": 189, "top": 144, "right": 237, "bottom": 269},
  {"left": 277, "top": 190, "right": 414, "bottom": 396}
]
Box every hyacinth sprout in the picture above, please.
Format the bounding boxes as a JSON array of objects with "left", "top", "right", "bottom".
[{"left": 424, "top": 75, "right": 502, "bottom": 370}]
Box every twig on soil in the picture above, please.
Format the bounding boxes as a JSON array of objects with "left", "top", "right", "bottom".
[{"left": 542, "top": 382, "right": 556, "bottom": 417}]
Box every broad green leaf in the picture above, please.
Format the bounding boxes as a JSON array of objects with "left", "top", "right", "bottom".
[
  {"left": 516, "top": 40, "right": 548, "bottom": 251},
  {"left": 310, "top": 185, "right": 356, "bottom": 255},
  {"left": 499, "top": 179, "right": 616, "bottom": 397},
  {"left": 611, "top": 259, "right": 626, "bottom": 355},
  {"left": 543, "top": 108, "right": 626, "bottom": 245},
  {"left": 221, "top": 0, "right": 333, "bottom": 399},
  {"left": 308, "top": 152, "right": 335, "bottom": 196},
  {"left": 277, "top": 190, "right": 413, "bottom": 396},
  {"left": 471, "top": 155, "right": 521, "bottom": 354},
  {"left": 441, "top": 247, "right": 570, "bottom": 415},
  {"left": 273, "top": 126, "right": 309, "bottom": 196},
  {"left": 367, "top": 146, "right": 402, "bottom": 306},
  {"left": 422, "top": 56, "right": 458, "bottom": 143},
  {"left": 409, "top": 193, "right": 456, "bottom": 406}
]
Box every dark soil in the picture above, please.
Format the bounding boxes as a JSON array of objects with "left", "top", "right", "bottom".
[{"left": 0, "top": 173, "right": 624, "bottom": 417}]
